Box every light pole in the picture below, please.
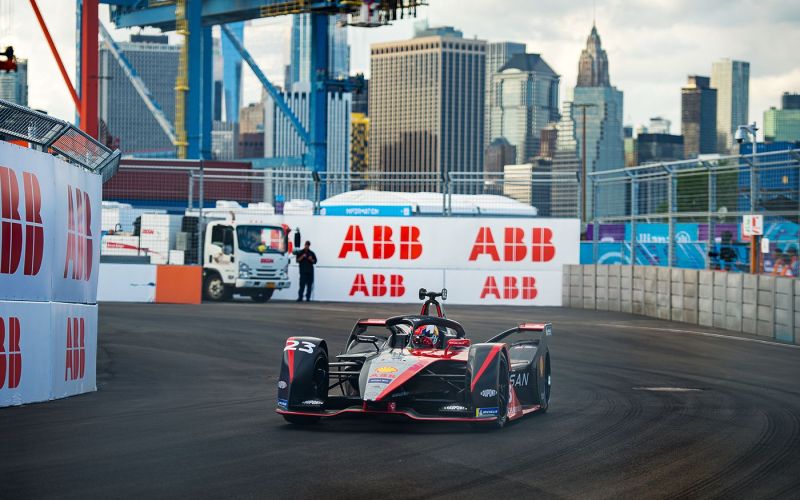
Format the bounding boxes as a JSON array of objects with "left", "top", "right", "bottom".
[
  {"left": 573, "top": 103, "right": 596, "bottom": 225},
  {"left": 735, "top": 122, "right": 759, "bottom": 272}
]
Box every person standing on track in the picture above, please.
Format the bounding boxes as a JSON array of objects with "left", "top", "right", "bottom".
[{"left": 296, "top": 241, "right": 317, "bottom": 302}]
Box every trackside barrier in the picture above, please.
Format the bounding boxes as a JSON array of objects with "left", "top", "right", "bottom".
[
  {"left": 563, "top": 264, "right": 800, "bottom": 345},
  {"left": 98, "top": 216, "right": 581, "bottom": 306},
  {"left": 0, "top": 141, "right": 101, "bottom": 406}
]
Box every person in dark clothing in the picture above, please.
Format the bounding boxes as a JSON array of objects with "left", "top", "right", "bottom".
[{"left": 296, "top": 241, "right": 317, "bottom": 301}]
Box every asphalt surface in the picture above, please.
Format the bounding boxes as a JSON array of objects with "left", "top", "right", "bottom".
[{"left": 2, "top": 301, "right": 800, "bottom": 499}]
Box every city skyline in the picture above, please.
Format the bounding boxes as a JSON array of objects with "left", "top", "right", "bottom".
[{"left": 2, "top": 0, "right": 798, "bottom": 140}]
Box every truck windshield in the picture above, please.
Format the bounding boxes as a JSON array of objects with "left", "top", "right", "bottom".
[{"left": 236, "top": 225, "right": 286, "bottom": 254}]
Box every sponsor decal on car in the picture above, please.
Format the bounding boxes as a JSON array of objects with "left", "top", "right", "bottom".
[
  {"left": 441, "top": 404, "right": 468, "bottom": 412},
  {"left": 277, "top": 380, "right": 287, "bottom": 389},
  {"left": 510, "top": 372, "right": 529, "bottom": 387},
  {"left": 476, "top": 407, "right": 499, "bottom": 417},
  {"left": 480, "top": 389, "right": 497, "bottom": 398},
  {"left": 375, "top": 366, "right": 398, "bottom": 374},
  {"left": 277, "top": 398, "right": 288, "bottom": 409},
  {"left": 301, "top": 399, "right": 324, "bottom": 406},
  {"left": 368, "top": 377, "right": 394, "bottom": 384}
]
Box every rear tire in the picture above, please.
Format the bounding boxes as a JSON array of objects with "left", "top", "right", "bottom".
[
  {"left": 251, "top": 289, "right": 274, "bottom": 302},
  {"left": 539, "top": 354, "right": 551, "bottom": 413}
]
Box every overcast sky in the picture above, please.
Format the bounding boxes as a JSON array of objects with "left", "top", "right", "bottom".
[{"left": 3, "top": 0, "right": 798, "bottom": 139}]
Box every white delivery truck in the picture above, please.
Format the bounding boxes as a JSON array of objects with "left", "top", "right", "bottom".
[
  {"left": 195, "top": 211, "right": 294, "bottom": 302},
  {"left": 102, "top": 201, "right": 298, "bottom": 302}
]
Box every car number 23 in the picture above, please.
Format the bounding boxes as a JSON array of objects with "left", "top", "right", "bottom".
[{"left": 284, "top": 340, "right": 316, "bottom": 354}]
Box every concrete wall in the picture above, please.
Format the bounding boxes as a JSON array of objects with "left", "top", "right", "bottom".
[{"left": 563, "top": 265, "right": 799, "bottom": 345}]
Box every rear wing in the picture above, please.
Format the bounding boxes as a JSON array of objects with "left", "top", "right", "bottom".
[{"left": 486, "top": 323, "right": 553, "bottom": 343}]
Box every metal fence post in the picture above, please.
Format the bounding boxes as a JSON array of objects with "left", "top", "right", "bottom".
[
  {"left": 630, "top": 173, "right": 637, "bottom": 266},
  {"left": 667, "top": 168, "right": 675, "bottom": 267},
  {"left": 188, "top": 170, "right": 194, "bottom": 210},
  {"left": 197, "top": 161, "right": 204, "bottom": 266},
  {"left": 592, "top": 177, "right": 599, "bottom": 263},
  {"left": 707, "top": 164, "right": 716, "bottom": 270}
]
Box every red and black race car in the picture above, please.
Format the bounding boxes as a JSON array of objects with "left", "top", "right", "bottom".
[{"left": 276, "top": 289, "right": 552, "bottom": 428}]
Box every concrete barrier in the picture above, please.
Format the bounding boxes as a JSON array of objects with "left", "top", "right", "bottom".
[{"left": 563, "top": 264, "right": 798, "bottom": 345}]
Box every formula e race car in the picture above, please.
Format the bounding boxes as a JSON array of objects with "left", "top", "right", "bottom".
[{"left": 276, "top": 288, "right": 552, "bottom": 428}]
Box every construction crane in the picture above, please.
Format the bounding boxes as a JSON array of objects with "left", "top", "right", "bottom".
[{"left": 99, "top": 0, "right": 425, "bottom": 176}]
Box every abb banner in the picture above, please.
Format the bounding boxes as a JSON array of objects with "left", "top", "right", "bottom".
[
  {"left": 0, "top": 141, "right": 100, "bottom": 406},
  {"left": 0, "top": 141, "right": 101, "bottom": 303},
  {"left": 271, "top": 215, "right": 579, "bottom": 305},
  {"left": 0, "top": 300, "right": 97, "bottom": 406}
]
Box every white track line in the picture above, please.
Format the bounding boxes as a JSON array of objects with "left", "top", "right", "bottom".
[{"left": 595, "top": 323, "right": 800, "bottom": 350}]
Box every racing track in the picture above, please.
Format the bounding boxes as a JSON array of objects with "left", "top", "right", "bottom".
[{"left": 2, "top": 302, "right": 800, "bottom": 499}]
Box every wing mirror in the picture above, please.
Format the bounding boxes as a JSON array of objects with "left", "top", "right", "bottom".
[
  {"left": 445, "top": 338, "right": 470, "bottom": 354},
  {"left": 391, "top": 332, "right": 410, "bottom": 349}
]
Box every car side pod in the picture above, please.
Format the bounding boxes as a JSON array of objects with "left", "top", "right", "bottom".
[
  {"left": 466, "top": 343, "right": 511, "bottom": 427},
  {"left": 277, "top": 336, "right": 329, "bottom": 411}
]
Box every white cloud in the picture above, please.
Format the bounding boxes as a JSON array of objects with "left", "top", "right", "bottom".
[{"left": 4, "top": 0, "right": 798, "bottom": 138}]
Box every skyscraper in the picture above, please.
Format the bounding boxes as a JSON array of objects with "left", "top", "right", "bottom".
[
  {"left": 369, "top": 31, "right": 486, "bottom": 192},
  {"left": 764, "top": 93, "right": 800, "bottom": 143},
  {"left": 570, "top": 24, "right": 625, "bottom": 219},
  {"left": 0, "top": 58, "right": 27, "bottom": 105},
  {"left": 488, "top": 53, "right": 560, "bottom": 163},
  {"left": 551, "top": 101, "right": 580, "bottom": 218},
  {"left": 220, "top": 22, "right": 244, "bottom": 123},
  {"left": 264, "top": 90, "right": 352, "bottom": 176},
  {"left": 711, "top": 58, "right": 750, "bottom": 153},
  {"left": 681, "top": 75, "right": 717, "bottom": 158},
  {"left": 288, "top": 13, "right": 350, "bottom": 87},
  {"left": 485, "top": 41, "right": 526, "bottom": 150},
  {"left": 99, "top": 36, "right": 179, "bottom": 156},
  {"left": 576, "top": 25, "right": 609, "bottom": 87}
]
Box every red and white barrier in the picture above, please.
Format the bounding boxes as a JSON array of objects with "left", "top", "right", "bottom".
[
  {"left": 271, "top": 216, "right": 579, "bottom": 305},
  {"left": 0, "top": 141, "right": 100, "bottom": 407}
]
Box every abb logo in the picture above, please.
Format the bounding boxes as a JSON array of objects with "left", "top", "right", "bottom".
[
  {"left": 63, "top": 185, "right": 93, "bottom": 281},
  {"left": 0, "top": 167, "right": 44, "bottom": 276},
  {"left": 64, "top": 317, "right": 86, "bottom": 381},
  {"left": 469, "top": 227, "right": 555, "bottom": 262},
  {"left": 480, "top": 276, "right": 538, "bottom": 300},
  {"left": 338, "top": 225, "right": 422, "bottom": 260},
  {"left": 349, "top": 273, "right": 406, "bottom": 297},
  {"left": 0, "top": 316, "right": 22, "bottom": 389}
]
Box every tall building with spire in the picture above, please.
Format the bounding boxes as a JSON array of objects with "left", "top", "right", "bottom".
[
  {"left": 562, "top": 24, "right": 625, "bottom": 220},
  {"left": 576, "top": 25, "right": 610, "bottom": 87}
]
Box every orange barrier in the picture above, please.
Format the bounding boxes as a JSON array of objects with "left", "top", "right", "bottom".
[{"left": 155, "top": 265, "right": 202, "bottom": 304}]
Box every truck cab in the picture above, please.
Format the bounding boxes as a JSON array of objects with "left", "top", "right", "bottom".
[{"left": 203, "top": 220, "right": 291, "bottom": 302}]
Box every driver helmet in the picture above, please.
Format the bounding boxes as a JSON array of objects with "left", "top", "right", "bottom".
[{"left": 412, "top": 325, "right": 440, "bottom": 349}]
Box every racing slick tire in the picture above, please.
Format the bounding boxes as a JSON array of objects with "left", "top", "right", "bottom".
[
  {"left": 204, "top": 274, "right": 232, "bottom": 301},
  {"left": 279, "top": 340, "right": 329, "bottom": 425},
  {"left": 250, "top": 289, "right": 274, "bottom": 303},
  {"left": 537, "top": 353, "right": 551, "bottom": 413},
  {"left": 467, "top": 344, "right": 510, "bottom": 430}
]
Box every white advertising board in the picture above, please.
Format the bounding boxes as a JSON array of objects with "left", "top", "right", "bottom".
[
  {"left": 275, "top": 216, "right": 579, "bottom": 272},
  {"left": 0, "top": 300, "right": 52, "bottom": 406},
  {"left": 51, "top": 158, "right": 102, "bottom": 303},
  {"left": 0, "top": 142, "right": 56, "bottom": 302},
  {"left": 0, "top": 141, "right": 101, "bottom": 304},
  {"left": 97, "top": 263, "right": 157, "bottom": 302},
  {"left": 50, "top": 303, "right": 98, "bottom": 399},
  {"left": 273, "top": 267, "right": 445, "bottom": 303},
  {"left": 266, "top": 215, "right": 579, "bottom": 305}
]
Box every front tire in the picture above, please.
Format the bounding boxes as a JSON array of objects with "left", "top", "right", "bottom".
[
  {"left": 204, "top": 274, "right": 231, "bottom": 301},
  {"left": 472, "top": 351, "right": 510, "bottom": 430},
  {"left": 251, "top": 289, "right": 274, "bottom": 302}
]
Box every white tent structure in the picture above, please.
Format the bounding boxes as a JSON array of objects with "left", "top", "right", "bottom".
[{"left": 319, "top": 190, "right": 538, "bottom": 216}]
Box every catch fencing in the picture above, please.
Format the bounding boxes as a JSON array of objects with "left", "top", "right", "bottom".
[
  {"left": 587, "top": 149, "right": 800, "bottom": 275},
  {"left": 100, "top": 159, "right": 579, "bottom": 264}
]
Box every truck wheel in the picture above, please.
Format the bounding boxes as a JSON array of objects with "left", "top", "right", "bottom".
[
  {"left": 204, "top": 275, "right": 230, "bottom": 301},
  {"left": 251, "top": 289, "right": 274, "bottom": 303}
]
